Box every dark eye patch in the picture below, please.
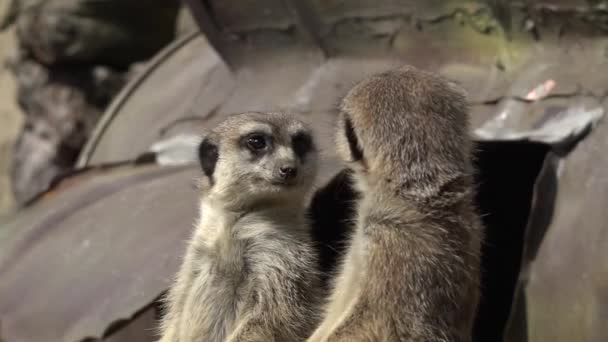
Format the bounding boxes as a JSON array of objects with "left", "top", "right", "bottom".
[
  {"left": 344, "top": 117, "right": 363, "bottom": 161},
  {"left": 292, "top": 131, "right": 313, "bottom": 160},
  {"left": 198, "top": 137, "right": 219, "bottom": 183}
]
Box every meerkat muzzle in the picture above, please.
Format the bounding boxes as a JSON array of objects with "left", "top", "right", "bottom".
[{"left": 279, "top": 166, "right": 297, "bottom": 180}]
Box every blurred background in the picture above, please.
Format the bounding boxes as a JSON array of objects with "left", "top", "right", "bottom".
[
  {"left": 0, "top": 0, "right": 192, "bottom": 216},
  {"left": 0, "top": 1, "right": 607, "bottom": 341}
]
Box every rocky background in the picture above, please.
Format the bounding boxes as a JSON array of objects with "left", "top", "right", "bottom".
[
  {"left": 0, "top": 0, "right": 197, "bottom": 216},
  {"left": 0, "top": 20, "right": 20, "bottom": 217}
]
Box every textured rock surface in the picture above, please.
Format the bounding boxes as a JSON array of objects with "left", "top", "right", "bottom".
[
  {"left": 0, "top": 26, "right": 21, "bottom": 217},
  {"left": 5, "top": 0, "right": 181, "bottom": 206},
  {"left": 9, "top": 58, "right": 128, "bottom": 205},
  {"left": 15, "top": 0, "right": 179, "bottom": 67},
  {"left": 176, "top": 5, "right": 198, "bottom": 37}
]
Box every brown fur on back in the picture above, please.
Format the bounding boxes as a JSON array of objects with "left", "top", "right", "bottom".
[{"left": 307, "top": 66, "right": 483, "bottom": 342}]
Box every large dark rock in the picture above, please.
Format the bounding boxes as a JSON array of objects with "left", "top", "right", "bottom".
[{"left": 14, "top": 0, "right": 179, "bottom": 67}]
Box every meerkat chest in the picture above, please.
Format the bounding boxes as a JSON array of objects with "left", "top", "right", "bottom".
[
  {"left": 196, "top": 207, "right": 300, "bottom": 280},
  {"left": 195, "top": 203, "right": 311, "bottom": 287}
]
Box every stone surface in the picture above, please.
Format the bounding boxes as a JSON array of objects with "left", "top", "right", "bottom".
[
  {"left": 3, "top": 0, "right": 183, "bottom": 207},
  {"left": 9, "top": 58, "right": 128, "bottom": 206},
  {"left": 0, "top": 0, "right": 19, "bottom": 29},
  {"left": 0, "top": 26, "right": 21, "bottom": 217},
  {"left": 176, "top": 4, "right": 199, "bottom": 37},
  {"left": 15, "top": 0, "right": 179, "bottom": 67}
]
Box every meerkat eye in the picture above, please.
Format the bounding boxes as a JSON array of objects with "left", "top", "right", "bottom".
[
  {"left": 245, "top": 134, "right": 268, "bottom": 151},
  {"left": 292, "top": 131, "right": 313, "bottom": 159}
]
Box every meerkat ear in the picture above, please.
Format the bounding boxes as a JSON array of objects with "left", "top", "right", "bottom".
[
  {"left": 198, "top": 136, "right": 219, "bottom": 179},
  {"left": 343, "top": 116, "right": 363, "bottom": 162}
]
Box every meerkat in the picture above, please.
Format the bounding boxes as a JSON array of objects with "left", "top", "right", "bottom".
[
  {"left": 307, "top": 66, "right": 483, "bottom": 342},
  {"left": 158, "top": 112, "right": 322, "bottom": 342}
]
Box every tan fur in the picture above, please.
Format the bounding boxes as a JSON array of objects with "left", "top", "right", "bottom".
[
  {"left": 307, "top": 66, "right": 483, "bottom": 342},
  {"left": 158, "top": 112, "right": 322, "bottom": 342}
]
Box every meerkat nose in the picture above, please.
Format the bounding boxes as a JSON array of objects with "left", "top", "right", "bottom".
[{"left": 279, "top": 166, "right": 297, "bottom": 180}]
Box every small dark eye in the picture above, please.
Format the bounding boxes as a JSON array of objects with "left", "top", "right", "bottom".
[{"left": 246, "top": 134, "right": 267, "bottom": 151}]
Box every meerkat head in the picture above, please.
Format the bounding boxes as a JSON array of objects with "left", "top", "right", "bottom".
[
  {"left": 197, "top": 112, "right": 318, "bottom": 210},
  {"left": 336, "top": 65, "right": 472, "bottom": 199}
]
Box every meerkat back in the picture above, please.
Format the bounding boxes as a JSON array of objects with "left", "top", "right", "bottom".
[
  {"left": 158, "top": 112, "right": 323, "bottom": 342},
  {"left": 307, "top": 66, "right": 483, "bottom": 342}
]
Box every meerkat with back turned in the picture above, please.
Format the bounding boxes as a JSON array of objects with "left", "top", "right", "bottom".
[
  {"left": 307, "top": 66, "right": 483, "bottom": 342},
  {"left": 158, "top": 112, "right": 322, "bottom": 342}
]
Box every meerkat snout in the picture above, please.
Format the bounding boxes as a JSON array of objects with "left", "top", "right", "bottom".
[
  {"left": 278, "top": 165, "right": 297, "bottom": 180},
  {"left": 267, "top": 145, "right": 301, "bottom": 185}
]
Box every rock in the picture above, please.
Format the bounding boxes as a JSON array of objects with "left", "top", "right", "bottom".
[
  {"left": 0, "top": 0, "right": 19, "bottom": 30},
  {"left": 14, "top": 0, "right": 179, "bottom": 67},
  {"left": 9, "top": 57, "right": 128, "bottom": 205},
  {"left": 176, "top": 4, "right": 198, "bottom": 37},
  {"left": 4, "top": 0, "right": 180, "bottom": 207},
  {"left": 0, "top": 26, "right": 22, "bottom": 217}
]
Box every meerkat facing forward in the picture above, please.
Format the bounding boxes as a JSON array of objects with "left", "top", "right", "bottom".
[
  {"left": 307, "top": 66, "right": 483, "bottom": 342},
  {"left": 158, "top": 112, "right": 322, "bottom": 342}
]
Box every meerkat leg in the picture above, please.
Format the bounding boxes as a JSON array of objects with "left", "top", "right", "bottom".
[
  {"left": 307, "top": 229, "right": 366, "bottom": 342},
  {"left": 225, "top": 315, "right": 273, "bottom": 342},
  {"left": 321, "top": 232, "right": 471, "bottom": 342},
  {"left": 227, "top": 273, "right": 321, "bottom": 342},
  {"left": 323, "top": 307, "right": 384, "bottom": 342},
  {"left": 308, "top": 288, "right": 385, "bottom": 342},
  {"left": 324, "top": 303, "right": 450, "bottom": 342}
]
